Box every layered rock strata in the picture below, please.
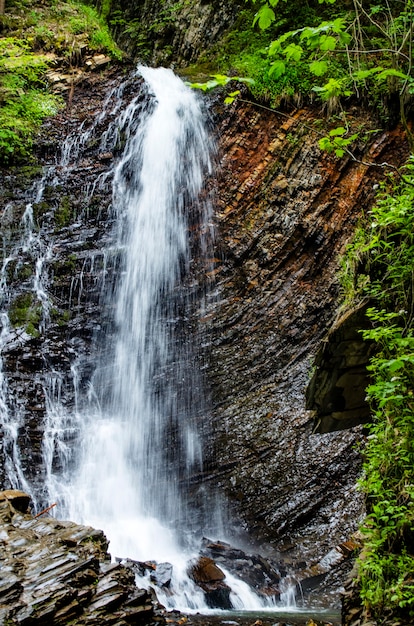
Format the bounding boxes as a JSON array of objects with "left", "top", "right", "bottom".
[
  {"left": 205, "top": 97, "right": 408, "bottom": 561},
  {"left": 0, "top": 67, "right": 409, "bottom": 597},
  {"left": 0, "top": 490, "right": 160, "bottom": 626}
]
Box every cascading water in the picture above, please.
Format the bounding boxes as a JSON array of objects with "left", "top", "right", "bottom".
[
  {"left": 57, "top": 67, "right": 217, "bottom": 562},
  {"left": 0, "top": 66, "right": 293, "bottom": 613}
]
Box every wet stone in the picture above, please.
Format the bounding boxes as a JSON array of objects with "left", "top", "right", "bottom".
[{"left": 0, "top": 495, "right": 160, "bottom": 626}]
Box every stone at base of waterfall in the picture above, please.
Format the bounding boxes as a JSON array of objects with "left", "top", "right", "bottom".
[
  {"left": 187, "top": 556, "right": 232, "bottom": 609},
  {"left": 0, "top": 492, "right": 160, "bottom": 625},
  {"left": 120, "top": 558, "right": 173, "bottom": 589},
  {"left": 201, "top": 538, "right": 281, "bottom": 601},
  {"left": 151, "top": 562, "right": 173, "bottom": 588}
]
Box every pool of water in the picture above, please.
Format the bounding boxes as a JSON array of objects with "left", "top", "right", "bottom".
[{"left": 166, "top": 608, "right": 341, "bottom": 626}]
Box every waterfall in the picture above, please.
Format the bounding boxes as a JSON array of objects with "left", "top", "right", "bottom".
[
  {"left": 41, "top": 67, "right": 217, "bottom": 565},
  {"left": 0, "top": 66, "right": 290, "bottom": 613}
]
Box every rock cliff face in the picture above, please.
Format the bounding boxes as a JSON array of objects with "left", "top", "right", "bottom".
[
  {"left": 204, "top": 98, "right": 408, "bottom": 562},
  {"left": 103, "top": 0, "right": 244, "bottom": 67},
  {"left": 0, "top": 62, "right": 409, "bottom": 605}
]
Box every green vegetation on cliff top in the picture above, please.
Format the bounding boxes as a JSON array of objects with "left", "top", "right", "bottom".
[
  {"left": 0, "top": 0, "right": 121, "bottom": 164},
  {"left": 193, "top": 0, "right": 413, "bottom": 151}
]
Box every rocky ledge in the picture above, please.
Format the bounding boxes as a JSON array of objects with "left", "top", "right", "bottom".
[{"left": 0, "top": 490, "right": 162, "bottom": 626}]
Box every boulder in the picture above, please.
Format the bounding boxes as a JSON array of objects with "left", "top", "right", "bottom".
[
  {"left": 187, "top": 556, "right": 232, "bottom": 609},
  {"left": 200, "top": 538, "right": 281, "bottom": 600},
  {"left": 188, "top": 556, "right": 226, "bottom": 583}
]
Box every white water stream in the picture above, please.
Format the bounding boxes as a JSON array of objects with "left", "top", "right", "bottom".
[
  {"left": 0, "top": 66, "right": 296, "bottom": 612},
  {"left": 58, "top": 67, "right": 207, "bottom": 553}
]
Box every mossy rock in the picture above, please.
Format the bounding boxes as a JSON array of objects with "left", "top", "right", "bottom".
[
  {"left": 54, "top": 195, "right": 74, "bottom": 229},
  {"left": 9, "top": 292, "right": 42, "bottom": 336}
]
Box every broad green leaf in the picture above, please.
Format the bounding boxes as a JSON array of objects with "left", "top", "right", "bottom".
[
  {"left": 377, "top": 68, "right": 409, "bottom": 81},
  {"left": 190, "top": 81, "right": 210, "bottom": 91},
  {"left": 210, "top": 74, "right": 231, "bottom": 86},
  {"left": 318, "top": 137, "right": 332, "bottom": 151},
  {"left": 329, "top": 126, "right": 346, "bottom": 136},
  {"left": 385, "top": 359, "right": 405, "bottom": 372},
  {"left": 284, "top": 43, "right": 302, "bottom": 62},
  {"left": 319, "top": 34, "right": 337, "bottom": 51},
  {"left": 278, "top": 30, "right": 297, "bottom": 44},
  {"left": 268, "top": 39, "right": 282, "bottom": 56},
  {"left": 338, "top": 31, "right": 352, "bottom": 46},
  {"left": 354, "top": 68, "right": 382, "bottom": 80},
  {"left": 253, "top": 4, "right": 276, "bottom": 30},
  {"left": 332, "top": 17, "right": 346, "bottom": 33},
  {"left": 237, "top": 77, "right": 255, "bottom": 85},
  {"left": 269, "top": 59, "right": 286, "bottom": 78},
  {"left": 224, "top": 90, "right": 240, "bottom": 105},
  {"left": 309, "top": 60, "right": 328, "bottom": 76}
]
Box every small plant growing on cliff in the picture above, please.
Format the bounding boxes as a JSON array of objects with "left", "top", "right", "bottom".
[
  {"left": 0, "top": 37, "right": 63, "bottom": 163},
  {"left": 9, "top": 292, "right": 42, "bottom": 336}
]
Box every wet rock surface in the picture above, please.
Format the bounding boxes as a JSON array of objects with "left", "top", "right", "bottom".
[
  {"left": 0, "top": 490, "right": 160, "bottom": 625},
  {"left": 188, "top": 555, "right": 232, "bottom": 610},
  {"left": 106, "top": 0, "right": 244, "bottom": 68},
  {"left": 204, "top": 98, "right": 409, "bottom": 568},
  {"left": 199, "top": 539, "right": 281, "bottom": 601}
]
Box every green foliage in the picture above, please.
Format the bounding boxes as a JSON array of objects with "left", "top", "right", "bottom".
[
  {"left": 0, "top": 0, "right": 122, "bottom": 163},
  {"left": 0, "top": 37, "right": 63, "bottom": 163},
  {"left": 190, "top": 73, "right": 254, "bottom": 94},
  {"left": 341, "top": 157, "right": 414, "bottom": 619},
  {"left": 68, "top": 1, "right": 122, "bottom": 57},
  {"left": 318, "top": 126, "right": 358, "bottom": 157},
  {"left": 244, "top": 0, "right": 414, "bottom": 145},
  {"left": 251, "top": 0, "right": 288, "bottom": 30},
  {"left": 54, "top": 196, "right": 74, "bottom": 229}
]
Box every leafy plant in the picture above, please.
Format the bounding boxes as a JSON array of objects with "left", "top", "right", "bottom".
[
  {"left": 241, "top": 0, "right": 414, "bottom": 153},
  {"left": 0, "top": 0, "right": 122, "bottom": 163},
  {"left": 318, "top": 126, "right": 358, "bottom": 157},
  {"left": 341, "top": 157, "right": 414, "bottom": 619},
  {"left": 190, "top": 73, "right": 254, "bottom": 90}
]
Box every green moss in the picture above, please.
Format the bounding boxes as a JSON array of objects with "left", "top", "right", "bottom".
[
  {"left": 54, "top": 196, "right": 73, "bottom": 229},
  {"left": 32, "top": 201, "right": 52, "bottom": 222},
  {"left": 52, "top": 253, "right": 77, "bottom": 277},
  {"left": 9, "top": 292, "right": 42, "bottom": 336},
  {"left": 15, "top": 263, "right": 33, "bottom": 281},
  {"left": 51, "top": 307, "right": 71, "bottom": 326},
  {"left": 0, "top": 0, "right": 122, "bottom": 164}
]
